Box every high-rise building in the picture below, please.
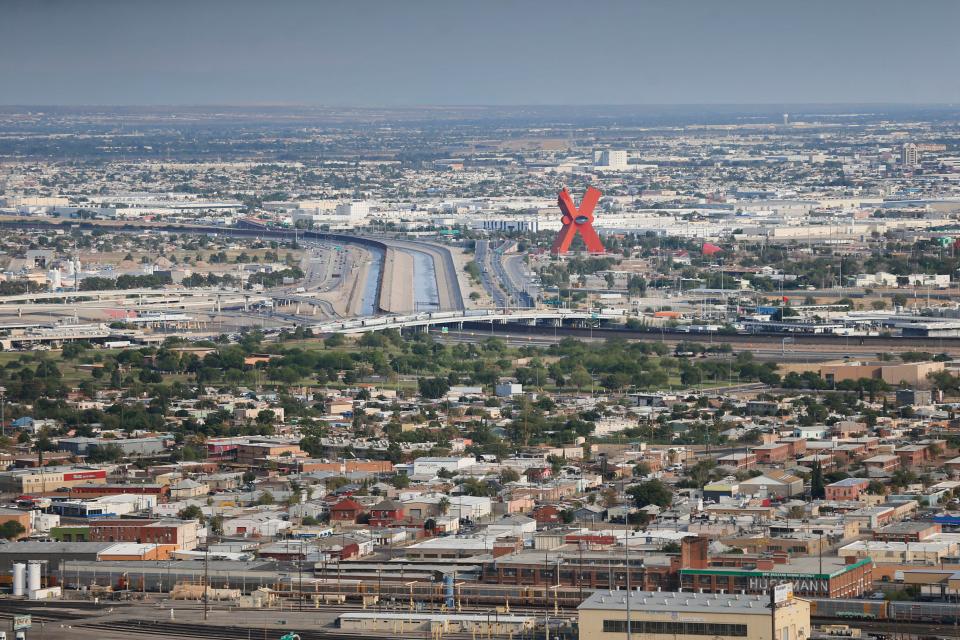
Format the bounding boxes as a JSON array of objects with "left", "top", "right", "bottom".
[
  {"left": 783, "top": 113, "right": 789, "bottom": 126},
  {"left": 902, "top": 142, "right": 919, "bottom": 167},
  {"left": 597, "top": 149, "right": 628, "bottom": 170}
]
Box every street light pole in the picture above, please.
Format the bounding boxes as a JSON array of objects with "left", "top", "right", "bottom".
[
  {"left": 298, "top": 539, "right": 304, "bottom": 612},
  {"left": 625, "top": 527, "right": 632, "bottom": 640},
  {"left": 203, "top": 548, "right": 209, "bottom": 621}
]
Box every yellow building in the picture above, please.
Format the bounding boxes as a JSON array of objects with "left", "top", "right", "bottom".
[{"left": 578, "top": 589, "right": 810, "bottom": 640}]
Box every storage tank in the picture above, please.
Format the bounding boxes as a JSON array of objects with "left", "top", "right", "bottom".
[
  {"left": 12, "top": 563, "right": 26, "bottom": 596},
  {"left": 27, "top": 562, "right": 41, "bottom": 594},
  {"left": 443, "top": 574, "right": 454, "bottom": 610}
]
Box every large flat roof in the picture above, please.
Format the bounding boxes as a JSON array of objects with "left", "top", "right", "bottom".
[
  {"left": 578, "top": 589, "right": 790, "bottom": 614},
  {"left": 680, "top": 556, "right": 871, "bottom": 578}
]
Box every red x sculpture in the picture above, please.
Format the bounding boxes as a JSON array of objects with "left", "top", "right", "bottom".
[{"left": 551, "top": 186, "right": 604, "bottom": 254}]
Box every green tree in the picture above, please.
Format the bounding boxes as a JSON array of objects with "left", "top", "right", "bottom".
[
  {"left": 866, "top": 480, "right": 887, "bottom": 496},
  {"left": 499, "top": 468, "right": 521, "bottom": 483},
  {"left": 208, "top": 514, "right": 224, "bottom": 536},
  {"left": 569, "top": 366, "right": 592, "bottom": 393},
  {"left": 418, "top": 377, "right": 450, "bottom": 399},
  {"left": 0, "top": 521, "right": 25, "bottom": 540},
  {"left": 177, "top": 505, "right": 205, "bottom": 524},
  {"left": 627, "top": 479, "right": 673, "bottom": 509},
  {"left": 324, "top": 334, "right": 346, "bottom": 348},
  {"left": 810, "top": 460, "right": 826, "bottom": 499}
]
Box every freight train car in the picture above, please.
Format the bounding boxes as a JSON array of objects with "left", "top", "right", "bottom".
[
  {"left": 809, "top": 599, "right": 888, "bottom": 620},
  {"left": 810, "top": 598, "right": 960, "bottom": 625},
  {"left": 888, "top": 601, "right": 960, "bottom": 624}
]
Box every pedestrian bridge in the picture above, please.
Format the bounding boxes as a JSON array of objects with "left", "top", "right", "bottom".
[{"left": 311, "top": 308, "right": 626, "bottom": 334}]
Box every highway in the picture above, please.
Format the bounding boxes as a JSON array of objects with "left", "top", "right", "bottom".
[
  {"left": 475, "top": 240, "right": 510, "bottom": 307},
  {"left": 503, "top": 253, "right": 539, "bottom": 305},
  {"left": 485, "top": 241, "right": 534, "bottom": 308}
]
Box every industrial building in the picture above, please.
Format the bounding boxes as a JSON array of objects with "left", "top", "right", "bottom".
[
  {"left": 338, "top": 612, "right": 536, "bottom": 636},
  {"left": 0, "top": 541, "right": 113, "bottom": 572},
  {"left": 0, "top": 466, "right": 107, "bottom": 493},
  {"left": 578, "top": 589, "right": 810, "bottom": 640},
  {"left": 57, "top": 436, "right": 169, "bottom": 457},
  {"left": 482, "top": 537, "right": 874, "bottom": 599}
]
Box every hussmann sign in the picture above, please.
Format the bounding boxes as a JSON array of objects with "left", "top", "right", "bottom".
[{"left": 749, "top": 576, "right": 829, "bottom": 595}]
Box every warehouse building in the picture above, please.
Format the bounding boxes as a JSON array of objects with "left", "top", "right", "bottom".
[
  {"left": 578, "top": 589, "right": 810, "bottom": 640},
  {"left": 338, "top": 612, "right": 535, "bottom": 636},
  {"left": 0, "top": 466, "right": 107, "bottom": 493},
  {"left": 58, "top": 436, "right": 169, "bottom": 457},
  {"left": 0, "top": 541, "right": 113, "bottom": 572}
]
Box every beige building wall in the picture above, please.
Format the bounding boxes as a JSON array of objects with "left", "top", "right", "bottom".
[
  {"left": 579, "top": 598, "right": 810, "bottom": 640},
  {"left": 817, "top": 361, "right": 944, "bottom": 388}
]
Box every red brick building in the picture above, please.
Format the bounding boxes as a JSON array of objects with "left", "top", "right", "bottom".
[
  {"left": 895, "top": 445, "right": 928, "bottom": 467},
  {"left": 863, "top": 455, "right": 900, "bottom": 473},
  {"left": 88, "top": 518, "right": 198, "bottom": 550},
  {"left": 329, "top": 498, "right": 366, "bottom": 524},
  {"left": 532, "top": 504, "right": 562, "bottom": 526},
  {"left": 825, "top": 478, "right": 871, "bottom": 501},
  {"left": 751, "top": 442, "right": 791, "bottom": 463},
  {"left": 368, "top": 499, "right": 404, "bottom": 527}
]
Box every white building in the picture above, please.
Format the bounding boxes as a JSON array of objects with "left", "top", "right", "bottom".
[
  {"left": 495, "top": 381, "right": 523, "bottom": 397},
  {"left": 902, "top": 143, "right": 919, "bottom": 167},
  {"left": 596, "top": 149, "right": 628, "bottom": 170},
  {"left": 222, "top": 512, "right": 292, "bottom": 538},
  {"left": 335, "top": 201, "right": 370, "bottom": 221},
  {"left": 485, "top": 514, "right": 537, "bottom": 538},
  {"left": 905, "top": 273, "right": 950, "bottom": 288},
  {"left": 412, "top": 456, "right": 477, "bottom": 477},
  {"left": 448, "top": 495, "right": 492, "bottom": 521},
  {"left": 593, "top": 417, "right": 636, "bottom": 437}
]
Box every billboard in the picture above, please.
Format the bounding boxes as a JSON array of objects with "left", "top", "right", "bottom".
[
  {"left": 64, "top": 470, "right": 107, "bottom": 481},
  {"left": 773, "top": 582, "right": 794, "bottom": 604}
]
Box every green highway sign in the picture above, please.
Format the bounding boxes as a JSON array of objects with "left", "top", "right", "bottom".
[{"left": 12, "top": 614, "right": 31, "bottom": 631}]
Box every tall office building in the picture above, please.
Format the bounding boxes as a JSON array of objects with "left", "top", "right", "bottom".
[
  {"left": 902, "top": 143, "right": 919, "bottom": 167},
  {"left": 597, "top": 149, "right": 628, "bottom": 170}
]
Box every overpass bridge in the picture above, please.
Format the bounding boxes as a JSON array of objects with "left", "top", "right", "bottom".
[
  {"left": 311, "top": 308, "right": 626, "bottom": 334},
  {"left": 0, "top": 286, "right": 251, "bottom": 304}
]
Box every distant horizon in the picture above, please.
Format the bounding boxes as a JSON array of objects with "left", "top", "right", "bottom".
[
  {"left": 3, "top": 0, "right": 957, "bottom": 106},
  {"left": 0, "top": 102, "right": 957, "bottom": 109}
]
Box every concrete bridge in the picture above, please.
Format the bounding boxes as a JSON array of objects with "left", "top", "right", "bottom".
[{"left": 311, "top": 308, "right": 626, "bottom": 334}]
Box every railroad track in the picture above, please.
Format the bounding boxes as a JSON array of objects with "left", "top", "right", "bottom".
[
  {"left": 457, "top": 321, "right": 960, "bottom": 352},
  {"left": 77, "top": 619, "right": 342, "bottom": 640},
  {"left": 77, "top": 619, "right": 547, "bottom": 640}
]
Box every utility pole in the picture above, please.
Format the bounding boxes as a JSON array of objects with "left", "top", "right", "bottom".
[
  {"left": 625, "top": 527, "right": 632, "bottom": 640},
  {"left": 0, "top": 387, "right": 6, "bottom": 439},
  {"left": 769, "top": 585, "right": 776, "bottom": 640},
  {"left": 203, "top": 548, "right": 209, "bottom": 621},
  {"left": 578, "top": 541, "right": 585, "bottom": 604},
  {"left": 543, "top": 553, "right": 549, "bottom": 640},
  {"left": 815, "top": 529, "right": 824, "bottom": 576}
]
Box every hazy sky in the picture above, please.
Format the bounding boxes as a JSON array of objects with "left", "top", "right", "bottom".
[{"left": 3, "top": 0, "right": 959, "bottom": 106}]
